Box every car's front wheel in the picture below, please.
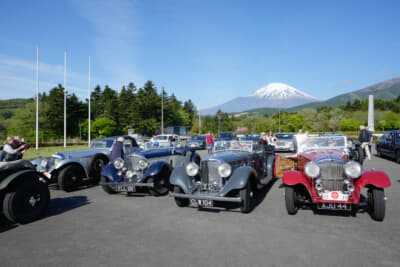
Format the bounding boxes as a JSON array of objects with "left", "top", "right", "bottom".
[
  {"left": 58, "top": 165, "right": 84, "bottom": 192},
  {"left": 240, "top": 181, "right": 252, "bottom": 213},
  {"left": 368, "top": 187, "right": 385, "bottom": 221},
  {"left": 148, "top": 168, "right": 171, "bottom": 196},
  {"left": 173, "top": 186, "right": 189, "bottom": 207},
  {"left": 3, "top": 175, "right": 50, "bottom": 224},
  {"left": 285, "top": 186, "right": 298, "bottom": 215}
]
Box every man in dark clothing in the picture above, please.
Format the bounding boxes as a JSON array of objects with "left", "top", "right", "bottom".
[
  {"left": 358, "top": 125, "right": 372, "bottom": 160},
  {"left": 258, "top": 132, "right": 269, "bottom": 152},
  {"left": 110, "top": 137, "right": 125, "bottom": 162}
]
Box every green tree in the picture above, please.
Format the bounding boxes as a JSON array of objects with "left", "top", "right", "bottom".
[{"left": 91, "top": 117, "right": 121, "bottom": 138}]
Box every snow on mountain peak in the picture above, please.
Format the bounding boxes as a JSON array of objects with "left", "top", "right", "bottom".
[{"left": 249, "top": 82, "right": 317, "bottom": 100}]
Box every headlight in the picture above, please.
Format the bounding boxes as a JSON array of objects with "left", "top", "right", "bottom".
[
  {"left": 114, "top": 158, "right": 125, "bottom": 170},
  {"left": 41, "top": 159, "right": 48, "bottom": 168},
  {"left": 54, "top": 158, "right": 61, "bottom": 166},
  {"left": 186, "top": 162, "right": 199, "bottom": 176},
  {"left": 344, "top": 161, "right": 361, "bottom": 178},
  {"left": 218, "top": 163, "right": 232, "bottom": 178},
  {"left": 304, "top": 161, "right": 320, "bottom": 178},
  {"left": 138, "top": 158, "right": 149, "bottom": 169}
]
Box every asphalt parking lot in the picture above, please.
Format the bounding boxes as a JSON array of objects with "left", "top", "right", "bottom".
[{"left": 1, "top": 149, "right": 400, "bottom": 267}]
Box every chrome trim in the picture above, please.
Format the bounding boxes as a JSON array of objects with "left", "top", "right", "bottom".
[
  {"left": 100, "top": 182, "right": 154, "bottom": 187},
  {"left": 169, "top": 192, "right": 242, "bottom": 203}
]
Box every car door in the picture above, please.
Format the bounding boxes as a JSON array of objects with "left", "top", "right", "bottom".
[
  {"left": 379, "top": 132, "right": 389, "bottom": 156},
  {"left": 386, "top": 131, "right": 396, "bottom": 159}
]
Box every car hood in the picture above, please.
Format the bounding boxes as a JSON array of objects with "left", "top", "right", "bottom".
[
  {"left": 206, "top": 151, "right": 251, "bottom": 163},
  {"left": 52, "top": 148, "right": 109, "bottom": 159},
  {"left": 298, "top": 149, "right": 347, "bottom": 170},
  {"left": 135, "top": 148, "right": 173, "bottom": 159}
]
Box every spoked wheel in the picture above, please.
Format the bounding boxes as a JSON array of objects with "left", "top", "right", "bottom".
[
  {"left": 368, "top": 188, "right": 385, "bottom": 221},
  {"left": 100, "top": 176, "right": 117, "bottom": 194},
  {"left": 285, "top": 186, "right": 298, "bottom": 215},
  {"left": 148, "top": 168, "right": 171, "bottom": 196},
  {"left": 240, "top": 181, "right": 252, "bottom": 213},
  {"left": 58, "top": 165, "right": 84, "bottom": 192},
  {"left": 173, "top": 186, "right": 189, "bottom": 207},
  {"left": 3, "top": 175, "right": 50, "bottom": 224}
]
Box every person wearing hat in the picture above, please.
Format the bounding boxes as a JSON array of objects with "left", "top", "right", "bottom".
[{"left": 110, "top": 136, "right": 125, "bottom": 162}]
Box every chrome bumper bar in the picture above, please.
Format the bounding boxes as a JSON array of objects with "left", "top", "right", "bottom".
[
  {"left": 100, "top": 182, "right": 154, "bottom": 187},
  {"left": 169, "top": 192, "right": 242, "bottom": 203}
]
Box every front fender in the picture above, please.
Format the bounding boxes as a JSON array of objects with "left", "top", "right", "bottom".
[
  {"left": 54, "top": 160, "right": 88, "bottom": 177},
  {"left": 0, "top": 169, "right": 46, "bottom": 190},
  {"left": 169, "top": 166, "right": 196, "bottom": 194},
  {"left": 142, "top": 161, "right": 171, "bottom": 182},
  {"left": 355, "top": 170, "right": 391, "bottom": 191},
  {"left": 100, "top": 163, "right": 123, "bottom": 182},
  {"left": 282, "top": 170, "right": 312, "bottom": 197},
  {"left": 218, "top": 167, "right": 254, "bottom": 196}
]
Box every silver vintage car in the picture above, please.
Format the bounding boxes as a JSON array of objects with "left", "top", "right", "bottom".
[{"left": 32, "top": 136, "right": 140, "bottom": 191}]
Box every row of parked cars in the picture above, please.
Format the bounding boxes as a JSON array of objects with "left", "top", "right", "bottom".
[{"left": 0, "top": 132, "right": 392, "bottom": 224}]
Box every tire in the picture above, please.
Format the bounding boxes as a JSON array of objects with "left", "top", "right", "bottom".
[
  {"left": 285, "top": 186, "right": 298, "bottom": 215},
  {"left": 376, "top": 147, "right": 382, "bottom": 157},
  {"left": 396, "top": 151, "right": 400, "bottom": 164},
  {"left": 100, "top": 176, "right": 117, "bottom": 194},
  {"left": 173, "top": 186, "right": 189, "bottom": 207},
  {"left": 87, "top": 154, "right": 108, "bottom": 178},
  {"left": 240, "top": 180, "right": 252, "bottom": 213},
  {"left": 356, "top": 146, "right": 364, "bottom": 164},
  {"left": 148, "top": 167, "right": 171, "bottom": 196},
  {"left": 58, "top": 165, "right": 84, "bottom": 192},
  {"left": 3, "top": 175, "right": 50, "bottom": 224},
  {"left": 368, "top": 188, "right": 385, "bottom": 221}
]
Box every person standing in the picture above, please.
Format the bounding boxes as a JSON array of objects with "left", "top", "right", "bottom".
[
  {"left": 110, "top": 137, "right": 125, "bottom": 162},
  {"left": 296, "top": 129, "right": 307, "bottom": 149},
  {"left": 267, "top": 131, "right": 278, "bottom": 153},
  {"left": 206, "top": 132, "right": 214, "bottom": 155},
  {"left": 258, "top": 132, "right": 269, "bottom": 152},
  {"left": 2, "top": 136, "right": 26, "bottom": 161},
  {"left": 359, "top": 125, "right": 371, "bottom": 160}
]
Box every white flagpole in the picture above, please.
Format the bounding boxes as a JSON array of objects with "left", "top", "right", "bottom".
[
  {"left": 35, "top": 46, "right": 39, "bottom": 150},
  {"left": 161, "top": 86, "right": 164, "bottom": 134},
  {"left": 64, "top": 50, "right": 67, "bottom": 147},
  {"left": 88, "top": 56, "right": 91, "bottom": 147}
]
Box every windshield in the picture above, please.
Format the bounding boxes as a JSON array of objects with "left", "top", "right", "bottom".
[
  {"left": 90, "top": 139, "right": 114, "bottom": 149},
  {"left": 275, "top": 133, "right": 293, "bottom": 139},
  {"left": 193, "top": 136, "right": 205, "bottom": 140},
  {"left": 155, "top": 135, "right": 169, "bottom": 141},
  {"left": 219, "top": 132, "right": 234, "bottom": 138},
  {"left": 143, "top": 141, "right": 172, "bottom": 150},
  {"left": 245, "top": 133, "right": 260, "bottom": 139},
  {"left": 298, "top": 136, "right": 346, "bottom": 153},
  {"left": 213, "top": 140, "right": 254, "bottom": 153}
]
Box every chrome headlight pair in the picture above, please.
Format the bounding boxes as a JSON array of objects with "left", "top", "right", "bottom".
[{"left": 185, "top": 162, "right": 232, "bottom": 178}]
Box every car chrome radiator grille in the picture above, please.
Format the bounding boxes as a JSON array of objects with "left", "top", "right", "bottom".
[
  {"left": 126, "top": 155, "right": 145, "bottom": 180},
  {"left": 319, "top": 161, "right": 344, "bottom": 179},
  {"left": 200, "top": 160, "right": 220, "bottom": 185},
  {"left": 321, "top": 180, "right": 345, "bottom": 191}
]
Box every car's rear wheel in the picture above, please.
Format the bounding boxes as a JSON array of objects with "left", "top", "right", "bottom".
[
  {"left": 3, "top": 175, "right": 50, "bottom": 224},
  {"left": 87, "top": 154, "right": 108, "bottom": 179},
  {"left": 58, "top": 165, "right": 84, "bottom": 192},
  {"left": 100, "top": 176, "right": 117, "bottom": 194},
  {"left": 240, "top": 180, "right": 252, "bottom": 213},
  {"left": 368, "top": 188, "right": 385, "bottom": 221},
  {"left": 285, "top": 186, "right": 298, "bottom": 215},
  {"left": 356, "top": 146, "right": 364, "bottom": 164},
  {"left": 173, "top": 186, "right": 189, "bottom": 207},
  {"left": 148, "top": 167, "right": 171, "bottom": 196}
]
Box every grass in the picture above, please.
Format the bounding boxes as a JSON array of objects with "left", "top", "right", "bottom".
[{"left": 23, "top": 145, "right": 89, "bottom": 160}]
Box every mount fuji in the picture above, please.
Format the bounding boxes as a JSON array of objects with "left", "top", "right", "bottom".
[{"left": 200, "top": 82, "right": 319, "bottom": 115}]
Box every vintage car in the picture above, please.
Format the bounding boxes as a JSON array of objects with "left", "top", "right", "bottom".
[
  {"left": 169, "top": 140, "right": 275, "bottom": 213},
  {"left": 274, "top": 133, "right": 296, "bottom": 152},
  {"left": 280, "top": 135, "right": 391, "bottom": 221},
  {"left": 0, "top": 160, "right": 50, "bottom": 223},
  {"left": 186, "top": 135, "right": 207, "bottom": 149},
  {"left": 241, "top": 133, "right": 261, "bottom": 143},
  {"left": 376, "top": 130, "right": 400, "bottom": 163},
  {"left": 32, "top": 136, "right": 139, "bottom": 192},
  {"left": 100, "top": 141, "right": 200, "bottom": 196}
]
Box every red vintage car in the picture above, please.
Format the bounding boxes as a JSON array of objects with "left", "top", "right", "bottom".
[{"left": 278, "top": 134, "right": 391, "bottom": 221}]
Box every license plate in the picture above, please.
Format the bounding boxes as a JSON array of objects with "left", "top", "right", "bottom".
[
  {"left": 322, "top": 191, "right": 348, "bottom": 201},
  {"left": 115, "top": 185, "right": 136, "bottom": 192},
  {"left": 190, "top": 199, "right": 213, "bottom": 207},
  {"left": 317, "top": 203, "right": 351, "bottom": 211}
]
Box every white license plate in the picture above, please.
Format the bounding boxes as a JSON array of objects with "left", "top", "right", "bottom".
[
  {"left": 115, "top": 185, "right": 136, "bottom": 192},
  {"left": 317, "top": 203, "right": 351, "bottom": 211},
  {"left": 322, "top": 191, "right": 348, "bottom": 201},
  {"left": 191, "top": 199, "right": 213, "bottom": 207}
]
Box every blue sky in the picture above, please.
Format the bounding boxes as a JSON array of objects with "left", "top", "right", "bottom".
[{"left": 0, "top": 0, "right": 399, "bottom": 110}]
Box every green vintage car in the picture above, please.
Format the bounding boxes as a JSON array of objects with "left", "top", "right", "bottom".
[{"left": 0, "top": 160, "right": 50, "bottom": 224}]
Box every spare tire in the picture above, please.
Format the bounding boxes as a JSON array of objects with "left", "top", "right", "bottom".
[{"left": 87, "top": 154, "right": 109, "bottom": 178}]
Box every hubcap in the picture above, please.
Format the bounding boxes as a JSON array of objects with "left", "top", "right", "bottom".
[{"left": 29, "top": 195, "right": 40, "bottom": 207}]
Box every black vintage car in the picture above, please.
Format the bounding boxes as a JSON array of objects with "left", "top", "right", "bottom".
[
  {"left": 169, "top": 140, "right": 275, "bottom": 213},
  {"left": 376, "top": 130, "right": 400, "bottom": 163}
]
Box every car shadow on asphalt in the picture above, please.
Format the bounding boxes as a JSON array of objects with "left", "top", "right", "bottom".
[
  {"left": 0, "top": 196, "right": 90, "bottom": 233},
  {"left": 49, "top": 178, "right": 99, "bottom": 192}
]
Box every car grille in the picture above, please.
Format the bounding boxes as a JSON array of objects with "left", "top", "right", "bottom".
[
  {"left": 319, "top": 161, "right": 345, "bottom": 191},
  {"left": 321, "top": 180, "right": 345, "bottom": 191},
  {"left": 200, "top": 160, "right": 220, "bottom": 185},
  {"left": 277, "top": 142, "right": 287, "bottom": 146},
  {"left": 126, "top": 155, "right": 146, "bottom": 180}
]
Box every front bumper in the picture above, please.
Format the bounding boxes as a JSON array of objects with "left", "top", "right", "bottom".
[
  {"left": 100, "top": 181, "right": 154, "bottom": 188},
  {"left": 169, "top": 192, "right": 241, "bottom": 203}
]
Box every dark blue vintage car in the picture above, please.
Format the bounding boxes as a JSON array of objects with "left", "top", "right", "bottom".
[
  {"left": 213, "top": 132, "right": 237, "bottom": 142},
  {"left": 100, "top": 142, "right": 201, "bottom": 196},
  {"left": 186, "top": 135, "right": 207, "bottom": 149},
  {"left": 169, "top": 140, "right": 275, "bottom": 213}
]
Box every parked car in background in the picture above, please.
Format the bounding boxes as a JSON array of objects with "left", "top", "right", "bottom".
[
  {"left": 376, "top": 130, "right": 400, "bottom": 163},
  {"left": 0, "top": 160, "right": 50, "bottom": 223},
  {"left": 241, "top": 133, "right": 261, "bottom": 143},
  {"left": 186, "top": 135, "right": 207, "bottom": 149},
  {"left": 274, "top": 133, "right": 296, "bottom": 152},
  {"left": 169, "top": 140, "right": 275, "bottom": 213},
  {"left": 280, "top": 134, "right": 391, "bottom": 221},
  {"left": 100, "top": 141, "right": 200, "bottom": 196},
  {"left": 214, "top": 132, "right": 237, "bottom": 142},
  {"left": 32, "top": 136, "right": 139, "bottom": 192}
]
